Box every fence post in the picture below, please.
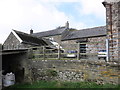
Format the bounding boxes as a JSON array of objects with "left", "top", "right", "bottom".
[
  {"left": 43, "top": 46, "right": 45, "bottom": 60},
  {"left": 58, "top": 44, "right": 60, "bottom": 60},
  {"left": 77, "top": 43, "right": 80, "bottom": 60},
  {"left": 106, "top": 39, "right": 109, "bottom": 62}
]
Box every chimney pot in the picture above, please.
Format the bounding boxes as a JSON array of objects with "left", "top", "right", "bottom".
[{"left": 30, "top": 29, "right": 33, "bottom": 34}]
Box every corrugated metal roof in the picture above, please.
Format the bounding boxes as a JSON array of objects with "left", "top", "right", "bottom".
[{"left": 62, "top": 26, "right": 107, "bottom": 41}]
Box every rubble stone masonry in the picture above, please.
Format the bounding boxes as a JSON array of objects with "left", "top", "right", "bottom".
[
  {"left": 29, "top": 59, "right": 119, "bottom": 85},
  {"left": 103, "top": 0, "right": 120, "bottom": 61}
]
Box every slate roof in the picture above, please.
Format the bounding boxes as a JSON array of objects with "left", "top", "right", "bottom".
[
  {"left": 13, "top": 30, "right": 50, "bottom": 46},
  {"left": 104, "top": 0, "right": 120, "bottom": 3},
  {"left": 32, "top": 27, "right": 67, "bottom": 37},
  {"left": 62, "top": 26, "right": 106, "bottom": 41}
]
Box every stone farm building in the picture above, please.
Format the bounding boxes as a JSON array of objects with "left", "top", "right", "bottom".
[
  {"left": 1, "top": 0, "right": 120, "bottom": 85},
  {"left": 3, "top": 0, "right": 120, "bottom": 61},
  {"left": 3, "top": 30, "right": 52, "bottom": 50},
  {"left": 3, "top": 23, "right": 107, "bottom": 57}
]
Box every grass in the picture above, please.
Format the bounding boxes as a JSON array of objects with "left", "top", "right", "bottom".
[{"left": 4, "top": 81, "right": 119, "bottom": 89}]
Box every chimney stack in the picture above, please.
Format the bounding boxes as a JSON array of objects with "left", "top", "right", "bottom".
[
  {"left": 65, "top": 21, "right": 69, "bottom": 29},
  {"left": 30, "top": 29, "right": 33, "bottom": 34}
]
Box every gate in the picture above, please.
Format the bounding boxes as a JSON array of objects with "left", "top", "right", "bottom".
[{"left": 31, "top": 39, "right": 108, "bottom": 61}]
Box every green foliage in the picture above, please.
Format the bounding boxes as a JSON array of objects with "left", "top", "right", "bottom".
[{"left": 7, "top": 81, "right": 119, "bottom": 89}]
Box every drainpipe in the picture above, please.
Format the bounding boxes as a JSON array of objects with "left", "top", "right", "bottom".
[
  {"left": 109, "top": 4, "right": 113, "bottom": 39},
  {"left": 109, "top": 3, "right": 114, "bottom": 60}
]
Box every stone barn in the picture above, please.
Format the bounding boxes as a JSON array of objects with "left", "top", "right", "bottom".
[
  {"left": 61, "top": 26, "right": 107, "bottom": 60},
  {"left": 2, "top": 30, "right": 51, "bottom": 84},
  {"left": 32, "top": 22, "right": 78, "bottom": 52},
  {"left": 3, "top": 30, "right": 50, "bottom": 50}
]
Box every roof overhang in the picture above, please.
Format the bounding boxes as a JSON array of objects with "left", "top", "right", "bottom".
[
  {"left": 62, "top": 34, "right": 106, "bottom": 41},
  {"left": 1, "top": 49, "right": 28, "bottom": 55}
]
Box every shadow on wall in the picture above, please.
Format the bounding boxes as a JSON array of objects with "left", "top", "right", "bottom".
[{"left": 2, "top": 53, "right": 25, "bottom": 83}]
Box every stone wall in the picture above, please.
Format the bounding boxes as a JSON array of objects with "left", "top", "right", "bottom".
[
  {"left": 44, "top": 35, "right": 77, "bottom": 52},
  {"left": 87, "top": 37, "right": 106, "bottom": 53},
  {"left": 61, "top": 40, "right": 77, "bottom": 52},
  {"left": 2, "top": 51, "right": 32, "bottom": 83},
  {"left": 44, "top": 35, "right": 106, "bottom": 54},
  {"left": 3, "top": 32, "right": 32, "bottom": 50},
  {"left": 104, "top": 0, "right": 120, "bottom": 61},
  {"left": 3, "top": 32, "right": 20, "bottom": 50},
  {"left": 117, "top": 2, "right": 120, "bottom": 60},
  {"left": 29, "top": 59, "right": 119, "bottom": 85}
]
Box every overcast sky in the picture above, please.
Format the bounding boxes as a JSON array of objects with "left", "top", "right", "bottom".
[{"left": 0, "top": 0, "right": 106, "bottom": 44}]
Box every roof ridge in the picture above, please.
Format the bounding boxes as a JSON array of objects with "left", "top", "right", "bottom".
[
  {"left": 13, "top": 29, "right": 42, "bottom": 39},
  {"left": 78, "top": 26, "right": 106, "bottom": 31},
  {"left": 33, "top": 26, "right": 66, "bottom": 34},
  {"left": 32, "top": 26, "right": 67, "bottom": 37}
]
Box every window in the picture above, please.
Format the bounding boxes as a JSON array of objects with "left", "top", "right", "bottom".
[
  {"left": 80, "top": 44, "right": 87, "bottom": 59},
  {"left": 80, "top": 44, "right": 86, "bottom": 53}
]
